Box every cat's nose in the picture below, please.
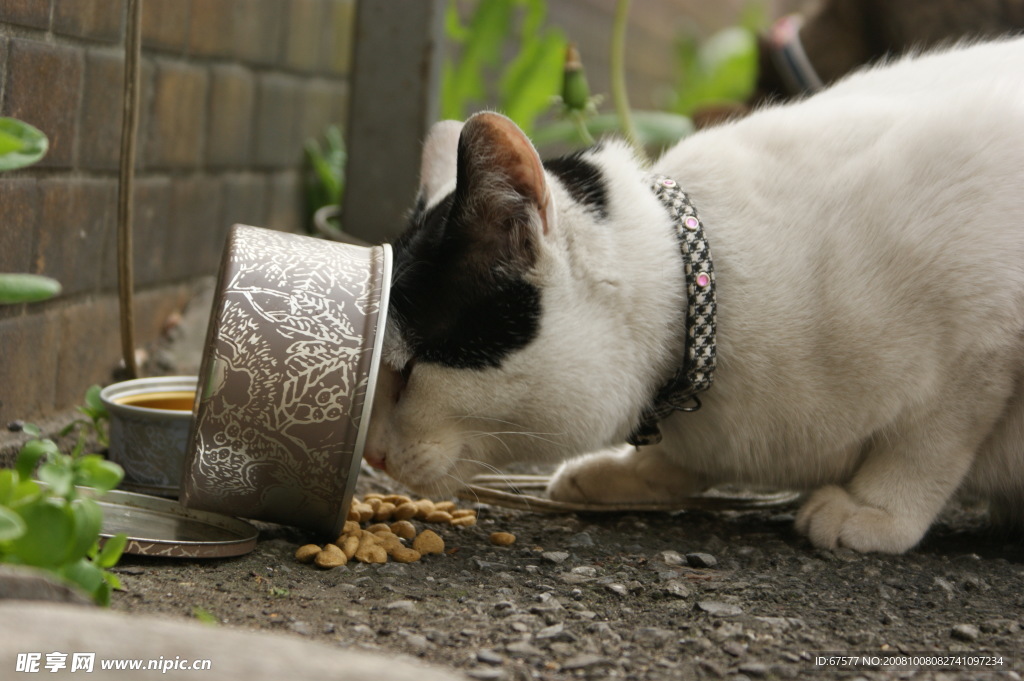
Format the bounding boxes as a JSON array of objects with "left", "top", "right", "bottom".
[{"left": 363, "top": 447, "right": 387, "bottom": 471}]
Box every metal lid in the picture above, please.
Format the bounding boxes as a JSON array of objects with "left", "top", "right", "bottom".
[{"left": 93, "top": 488, "right": 258, "bottom": 558}]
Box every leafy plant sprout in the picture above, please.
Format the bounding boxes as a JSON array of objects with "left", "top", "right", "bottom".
[{"left": 1, "top": 389, "right": 127, "bottom": 606}]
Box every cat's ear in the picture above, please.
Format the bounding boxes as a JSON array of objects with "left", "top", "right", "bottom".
[
  {"left": 452, "top": 111, "right": 551, "bottom": 237},
  {"left": 419, "top": 120, "right": 464, "bottom": 204}
]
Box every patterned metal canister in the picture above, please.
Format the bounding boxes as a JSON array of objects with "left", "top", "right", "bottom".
[{"left": 181, "top": 224, "right": 392, "bottom": 537}]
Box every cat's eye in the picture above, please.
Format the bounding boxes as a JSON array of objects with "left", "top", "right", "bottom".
[{"left": 392, "top": 359, "right": 415, "bottom": 404}]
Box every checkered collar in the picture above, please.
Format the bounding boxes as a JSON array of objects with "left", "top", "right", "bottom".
[{"left": 626, "top": 175, "right": 717, "bottom": 447}]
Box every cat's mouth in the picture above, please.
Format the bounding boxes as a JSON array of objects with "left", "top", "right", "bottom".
[{"left": 367, "top": 437, "right": 484, "bottom": 499}]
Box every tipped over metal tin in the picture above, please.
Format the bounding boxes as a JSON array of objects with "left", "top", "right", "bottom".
[{"left": 181, "top": 224, "right": 392, "bottom": 537}]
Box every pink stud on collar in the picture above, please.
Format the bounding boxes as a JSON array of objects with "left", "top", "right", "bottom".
[
  {"left": 696, "top": 272, "right": 711, "bottom": 288},
  {"left": 661, "top": 178, "right": 676, "bottom": 188},
  {"left": 684, "top": 216, "right": 699, "bottom": 231}
]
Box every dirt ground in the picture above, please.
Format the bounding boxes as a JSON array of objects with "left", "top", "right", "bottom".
[{"left": 102, "top": 466, "right": 1024, "bottom": 681}]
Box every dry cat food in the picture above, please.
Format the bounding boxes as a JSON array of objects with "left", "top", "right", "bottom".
[
  {"left": 489, "top": 531, "right": 516, "bottom": 546},
  {"left": 294, "top": 494, "right": 509, "bottom": 569}
]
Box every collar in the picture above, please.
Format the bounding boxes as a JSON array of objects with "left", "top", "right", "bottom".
[
  {"left": 626, "top": 175, "right": 717, "bottom": 447},
  {"left": 768, "top": 14, "right": 824, "bottom": 95}
]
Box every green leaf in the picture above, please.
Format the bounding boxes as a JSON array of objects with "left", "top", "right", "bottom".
[
  {"left": 0, "top": 470, "right": 16, "bottom": 505},
  {"left": 59, "top": 418, "right": 87, "bottom": 438},
  {"left": 16, "top": 439, "right": 59, "bottom": 480},
  {"left": 95, "top": 533, "right": 127, "bottom": 569},
  {"left": 9, "top": 479, "right": 42, "bottom": 507},
  {"left": 7, "top": 500, "right": 75, "bottom": 567},
  {"left": 0, "top": 118, "right": 48, "bottom": 171},
  {"left": 102, "top": 569, "right": 122, "bottom": 591},
  {"left": 74, "top": 456, "right": 124, "bottom": 493},
  {"left": 441, "top": 0, "right": 517, "bottom": 120},
  {"left": 0, "top": 505, "right": 27, "bottom": 542},
  {"left": 37, "top": 462, "right": 74, "bottom": 499},
  {"left": 58, "top": 558, "right": 105, "bottom": 602},
  {"left": 499, "top": 30, "right": 566, "bottom": 136},
  {"left": 668, "top": 27, "right": 758, "bottom": 116},
  {"left": 0, "top": 273, "right": 62, "bottom": 305},
  {"left": 82, "top": 384, "right": 106, "bottom": 419},
  {"left": 444, "top": 0, "right": 469, "bottom": 43},
  {"left": 67, "top": 498, "right": 104, "bottom": 563},
  {"left": 192, "top": 606, "right": 219, "bottom": 626}
]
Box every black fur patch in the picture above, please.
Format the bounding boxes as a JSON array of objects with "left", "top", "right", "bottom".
[
  {"left": 389, "top": 192, "right": 542, "bottom": 370},
  {"left": 544, "top": 150, "right": 608, "bottom": 219}
]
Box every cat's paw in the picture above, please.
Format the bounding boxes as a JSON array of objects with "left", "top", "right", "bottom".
[
  {"left": 794, "top": 485, "right": 926, "bottom": 554},
  {"left": 547, "top": 447, "right": 700, "bottom": 505}
]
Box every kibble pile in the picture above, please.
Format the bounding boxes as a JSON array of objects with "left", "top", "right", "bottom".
[{"left": 294, "top": 493, "right": 516, "bottom": 568}]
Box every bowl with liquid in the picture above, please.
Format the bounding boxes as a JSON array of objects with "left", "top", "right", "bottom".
[
  {"left": 100, "top": 375, "right": 198, "bottom": 497},
  {"left": 179, "top": 224, "right": 392, "bottom": 537}
]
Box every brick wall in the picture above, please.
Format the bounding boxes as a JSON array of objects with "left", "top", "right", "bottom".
[{"left": 0, "top": 0, "right": 354, "bottom": 426}]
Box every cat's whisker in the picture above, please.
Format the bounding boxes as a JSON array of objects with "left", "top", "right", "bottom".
[
  {"left": 448, "top": 413, "right": 567, "bottom": 439},
  {"left": 462, "top": 431, "right": 514, "bottom": 457}
]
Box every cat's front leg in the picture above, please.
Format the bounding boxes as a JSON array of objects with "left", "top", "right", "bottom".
[{"left": 547, "top": 445, "right": 706, "bottom": 505}]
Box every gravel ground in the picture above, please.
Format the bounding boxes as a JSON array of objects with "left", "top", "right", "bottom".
[{"left": 105, "top": 469, "right": 1024, "bottom": 681}]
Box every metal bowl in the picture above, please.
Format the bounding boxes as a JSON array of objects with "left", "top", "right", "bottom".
[
  {"left": 180, "top": 224, "right": 392, "bottom": 537},
  {"left": 100, "top": 375, "right": 198, "bottom": 497}
]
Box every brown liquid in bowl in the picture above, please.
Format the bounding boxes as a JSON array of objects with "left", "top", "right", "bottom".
[{"left": 115, "top": 391, "right": 195, "bottom": 412}]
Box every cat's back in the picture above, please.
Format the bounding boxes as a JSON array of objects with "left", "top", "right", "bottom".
[
  {"left": 659, "top": 37, "right": 1024, "bottom": 236},
  {"left": 654, "top": 36, "right": 1024, "bottom": 419},
  {"left": 814, "top": 36, "right": 1024, "bottom": 109}
]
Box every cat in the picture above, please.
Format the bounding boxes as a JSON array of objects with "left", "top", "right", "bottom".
[{"left": 363, "top": 37, "right": 1024, "bottom": 554}]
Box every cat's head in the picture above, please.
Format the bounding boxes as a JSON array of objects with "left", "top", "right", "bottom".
[{"left": 363, "top": 112, "right": 680, "bottom": 496}]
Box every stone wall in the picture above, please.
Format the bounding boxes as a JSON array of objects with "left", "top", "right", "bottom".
[{"left": 0, "top": 0, "right": 353, "bottom": 425}]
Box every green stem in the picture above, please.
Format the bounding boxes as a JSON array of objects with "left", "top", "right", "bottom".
[
  {"left": 570, "top": 111, "right": 595, "bottom": 146},
  {"left": 610, "top": 0, "right": 642, "bottom": 158}
]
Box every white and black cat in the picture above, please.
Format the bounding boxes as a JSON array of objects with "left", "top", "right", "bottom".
[{"left": 363, "top": 38, "right": 1024, "bottom": 554}]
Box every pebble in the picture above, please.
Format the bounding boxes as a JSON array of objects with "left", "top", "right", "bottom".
[
  {"left": 505, "top": 640, "right": 543, "bottom": 658},
  {"left": 951, "top": 623, "right": 980, "bottom": 641},
  {"left": 288, "top": 621, "right": 313, "bottom": 636},
  {"left": 542, "top": 551, "right": 570, "bottom": 564},
  {"left": 561, "top": 654, "right": 609, "bottom": 670},
  {"left": 686, "top": 552, "right": 718, "bottom": 568},
  {"left": 568, "top": 532, "right": 594, "bottom": 547},
  {"left": 401, "top": 632, "right": 430, "bottom": 649},
  {"left": 604, "top": 583, "right": 628, "bottom": 597},
  {"left": 475, "top": 649, "right": 504, "bottom": 666},
  {"left": 660, "top": 550, "right": 686, "bottom": 566},
  {"left": 739, "top": 662, "right": 769, "bottom": 677},
  {"left": 697, "top": 601, "right": 744, "bottom": 617},
  {"left": 385, "top": 600, "right": 416, "bottom": 612},
  {"left": 722, "top": 641, "right": 746, "bottom": 657},
  {"left": 536, "top": 623, "right": 576, "bottom": 642},
  {"left": 663, "top": 579, "right": 691, "bottom": 599},
  {"left": 467, "top": 669, "right": 506, "bottom": 681},
  {"left": 473, "top": 558, "right": 508, "bottom": 571}
]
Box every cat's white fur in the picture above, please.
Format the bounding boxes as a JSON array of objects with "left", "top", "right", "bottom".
[{"left": 365, "top": 39, "right": 1024, "bottom": 553}]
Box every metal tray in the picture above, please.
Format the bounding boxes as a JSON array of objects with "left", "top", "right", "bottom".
[
  {"left": 457, "top": 474, "right": 801, "bottom": 513},
  {"left": 86, "top": 487, "right": 259, "bottom": 558}
]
